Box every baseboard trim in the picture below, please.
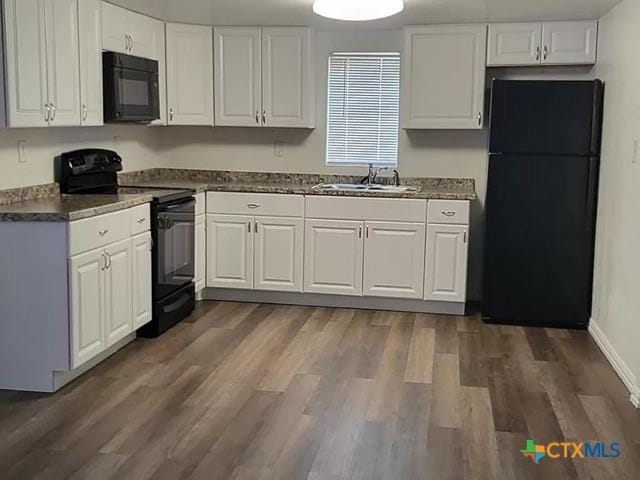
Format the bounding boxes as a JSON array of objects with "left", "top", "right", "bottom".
[
  {"left": 202, "top": 288, "right": 467, "bottom": 316},
  {"left": 589, "top": 319, "right": 640, "bottom": 408}
]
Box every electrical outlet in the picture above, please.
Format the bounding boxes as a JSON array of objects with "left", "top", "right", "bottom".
[
  {"left": 17, "top": 140, "right": 28, "bottom": 164},
  {"left": 633, "top": 139, "right": 638, "bottom": 165},
  {"left": 274, "top": 141, "right": 285, "bottom": 158},
  {"left": 113, "top": 135, "right": 121, "bottom": 146}
]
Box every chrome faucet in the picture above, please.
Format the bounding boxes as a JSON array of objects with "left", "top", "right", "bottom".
[
  {"left": 366, "top": 163, "right": 389, "bottom": 186},
  {"left": 393, "top": 169, "right": 401, "bottom": 187}
]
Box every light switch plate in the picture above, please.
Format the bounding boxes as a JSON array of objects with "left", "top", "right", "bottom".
[{"left": 17, "top": 140, "right": 28, "bottom": 164}]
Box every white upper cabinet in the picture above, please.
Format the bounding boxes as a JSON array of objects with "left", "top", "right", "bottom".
[
  {"left": 214, "top": 26, "right": 315, "bottom": 128},
  {"left": 214, "top": 27, "right": 262, "bottom": 127},
  {"left": 101, "top": 2, "right": 161, "bottom": 59},
  {"left": 542, "top": 21, "right": 598, "bottom": 65},
  {"left": 487, "top": 21, "right": 598, "bottom": 66},
  {"left": 166, "top": 23, "right": 214, "bottom": 126},
  {"left": 262, "top": 27, "right": 315, "bottom": 128},
  {"left": 45, "top": 0, "right": 82, "bottom": 126},
  {"left": 487, "top": 23, "right": 542, "bottom": 66},
  {"left": 363, "top": 222, "right": 426, "bottom": 300},
  {"left": 402, "top": 24, "right": 487, "bottom": 130},
  {"left": 3, "top": 0, "right": 81, "bottom": 127},
  {"left": 101, "top": 1, "right": 128, "bottom": 54},
  {"left": 78, "top": 0, "right": 103, "bottom": 126}
]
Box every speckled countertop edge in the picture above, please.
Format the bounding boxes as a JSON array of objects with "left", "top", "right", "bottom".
[
  {"left": 0, "top": 193, "right": 153, "bottom": 223},
  {"left": 119, "top": 169, "right": 477, "bottom": 200}
]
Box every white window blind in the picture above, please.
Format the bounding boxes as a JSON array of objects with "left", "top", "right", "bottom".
[{"left": 326, "top": 52, "right": 400, "bottom": 167}]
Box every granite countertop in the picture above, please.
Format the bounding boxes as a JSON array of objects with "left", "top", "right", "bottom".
[
  {"left": 120, "top": 169, "right": 477, "bottom": 201},
  {"left": 0, "top": 193, "right": 153, "bottom": 222}
]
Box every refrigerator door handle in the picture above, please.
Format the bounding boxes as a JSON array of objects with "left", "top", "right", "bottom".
[{"left": 585, "top": 157, "right": 599, "bottom": 233}]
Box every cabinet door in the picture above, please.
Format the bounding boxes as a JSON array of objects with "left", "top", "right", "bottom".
[
  {"left": 363, "top": 222, "right": 425, "bottom": 299},
  {"left": 304, "top": 219, "right": 364, "bottom": 296},
  {"left": 206, "top": 214, "right": 254, "bottom": 289},
  {"left": 214, "top": 27, "right": 262, "bottom": 127},
  {"left": 104, "top": 239, "right": 133, "bottom": 347},
  {"left": 261, "top": 27, "right": 314, "bottom": 128},
  {"left": 487, "top": 23, "right": 542, "bottom": 66},
  {"left": 254, "top": 216, "right": 303, "bottom": 292},
  {"left": 542, "top": 21, "right": 598, "bottom": 65},
  {"left": 424, "top": 224, "right": 468, "bottom": 303},
  {"left": 166, "top": 23, "right": 214, "bottom": 125},
  {"left": 402, "top": 25, "right": 487, "bottom": 129},
  {"left": 101, "top": 1, "right": 128, "bottom": 54},
  {"left": 131, "top": 232, "right": 153, "bottom": 329},
  {"left": 69, "top": 248, "right": 105, "bottom": 369},
  {"left": 78, "top": 0, "right": 103, "bottom": 126},
  {"left": 149, "top": 18, "right": 167, "bottom": 126},
  {"left": 194, "top": 214, "right": 206, "bottom": 293},
  {"left": 3, "top": 0, "right": 49, "bottom": 127}
]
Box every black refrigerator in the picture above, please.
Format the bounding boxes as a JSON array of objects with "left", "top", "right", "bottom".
[{"left": 482, "top": 79, "right": 604, "bottom": 329}]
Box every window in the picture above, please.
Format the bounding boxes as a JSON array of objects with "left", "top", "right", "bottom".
[{"left": 326, "top": 52, "right": 401, "bottom": 167}]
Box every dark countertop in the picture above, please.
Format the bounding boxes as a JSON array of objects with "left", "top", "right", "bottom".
[
  {"left": 0, "top": 193, "right": 153, "bottom": 222},
  {"left": 120, "top": 171, "right": 477, "bottom": 201}
]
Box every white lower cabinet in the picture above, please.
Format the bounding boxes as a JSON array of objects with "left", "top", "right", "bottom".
[
  {"left": 255, "top": 216, "right": 303, "bottom": 292},
  {"left": 131, "top": 232, "right": 153, "bottom": 329},
  {"left": 206, "top": 213, "right": 304, "bottom": 292},
  {"left": 69, "top": 205, "right": 152, "bottom": 370},
  {"left": 194, "top": 214, "right": 206, "bottom": 293},
  {"left": 104, "top": 238, "right": 133, "bottom": 347},
  {"left": 69, "top": 247, "right": 106, "bottom": 369},
  {"left": 304, "top": 219, "right": 364, "bottom": 296},
  {"left": 363, "top": 222, "right": 425, "bottom": 299},
  {"left": 424, "top": 224, "right": 469, "bottom": 303},
  {"left": 206, "top": 214, "right": 254, "bottom": 289}
]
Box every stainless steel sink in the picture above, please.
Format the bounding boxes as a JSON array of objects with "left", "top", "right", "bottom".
[{"left": 312, "top": 183, "right": 418, "bottom": 193}]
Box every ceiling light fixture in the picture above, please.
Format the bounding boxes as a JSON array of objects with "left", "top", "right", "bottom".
[{"left": 313, "top": 0, "right": 404, "bottom": 21}]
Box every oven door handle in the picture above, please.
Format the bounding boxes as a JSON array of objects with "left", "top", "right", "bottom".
[{"left": 163, "top": 292, "right": 192, "bottom": 314}]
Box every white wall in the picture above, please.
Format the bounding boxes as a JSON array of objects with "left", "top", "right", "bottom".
[
  {"left": 591, "top": 0, "right": 640, "bottom": 405},
  {"left": 0, "top": 125, "right": 166, "bottom": 190}
]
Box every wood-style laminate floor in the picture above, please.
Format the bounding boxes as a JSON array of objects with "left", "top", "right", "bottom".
[{"left": 1, "top": 301, "right": 639, "bottom": 480}]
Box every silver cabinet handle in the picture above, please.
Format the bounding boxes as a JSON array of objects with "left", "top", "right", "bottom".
[
  {"left": 543, "top": 45, "right": 548, "bottom": 61},
  {"left": 477, "top": 112, "right": 482, "bottom": 126},
  {"left": 105, "top": 252, "right": 111, "bottom": 269},
  {"left": 101, "top": 253, "right": 107, "bottom": 271},
  {"left": 262, "top": 110, "right": 267, "bottom": 124},
  {"left": 254, "top": 220, "right": 259, "bottom": 233},
  {"left": 442, "top": 211, "right": 456, "bottom": 217},
  {"left": 247, "top": 221, "right": 251, "bottom": 233},
  {"left": 358, "top": 226, "right": 363, "bottom": 239},
  {"left": 44, "top": 103, "right": 50, "bottom": 122},
  {"left": 255, "top": 110, "right": 260, "bottom": 124},
  {"left": 137, "top": 217, "right": 146, "bottom": 224},
  {"left": 247, "top": 203, "right": 261, "bottom": 209},
  {"left": 169, "top": 108, "right": 174, "bottom": 122},
  {"left": 50, "top": 102, "right": 56, "bottom": 121},
  {"left": 98, "top": 228, "right": 109, "bottom": 236},
  {"left": 82, "top": 104, "right": 88, "bottom": 122},
  {"left": 365, "top": 226, "right": 369, "bottom": 239},
  {"left": 463, "top": 230, "right": 468, "bottom": 243}
]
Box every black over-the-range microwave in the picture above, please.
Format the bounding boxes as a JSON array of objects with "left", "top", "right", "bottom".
[{"left": 102, "top": 51, "right": 160, "bottom": 123}]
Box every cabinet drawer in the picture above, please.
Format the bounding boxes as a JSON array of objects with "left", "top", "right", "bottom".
[
  {"left": 130, "top": 204, "right": 151, "bottom": 236},
  {"left": 195, "top": 192, "right": 206, "bottom": 216},
  {"left": 69, "top": 209, "right": 131, "bottom": 256},
  {"left": 305, "top": 196, "right": 427, "bottom": 223},
  {"left": 207, "top": 192, "right": 304, "bottom": 217},
  {"left": 427, "top": 200, "right": 470, "bottom": 225}
]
